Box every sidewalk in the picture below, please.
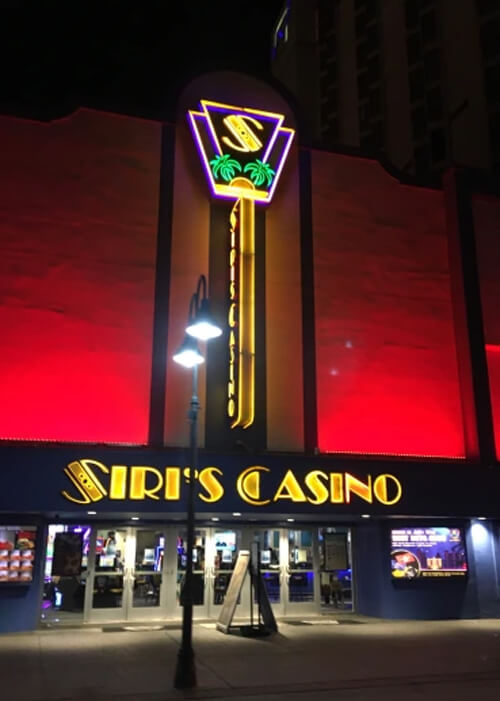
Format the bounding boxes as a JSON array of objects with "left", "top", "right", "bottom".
[{"left": 3, "top": 616, "right": 500, "bottom": 701}]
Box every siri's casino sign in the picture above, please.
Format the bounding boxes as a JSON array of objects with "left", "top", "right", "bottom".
[{"left": 61, "top": 459, "right": 402, "bottom": 508}]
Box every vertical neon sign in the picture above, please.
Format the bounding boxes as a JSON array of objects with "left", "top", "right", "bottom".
[{"left": 188, "top": 100, "right": 295, "bottom": 428}]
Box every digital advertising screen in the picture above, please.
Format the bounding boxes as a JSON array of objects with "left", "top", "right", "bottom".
[
  {"left": 214, "top": 532, "right": 236, "bottom": 551},
  {"left": 391, "top": 527, "right": 468, "bottom": 579}
]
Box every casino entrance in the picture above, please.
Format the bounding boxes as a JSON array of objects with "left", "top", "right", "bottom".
[{"left": 40, "top": 523, "right": 354, "bottom": 626}]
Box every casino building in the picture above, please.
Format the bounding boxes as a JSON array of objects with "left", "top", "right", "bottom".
[{"left": 1, "top": 71, "right": 500, "bottom": 633}]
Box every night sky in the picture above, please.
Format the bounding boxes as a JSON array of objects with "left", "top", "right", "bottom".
[{"left": 0, "top": 1, "right": 285, "bottom": 119}]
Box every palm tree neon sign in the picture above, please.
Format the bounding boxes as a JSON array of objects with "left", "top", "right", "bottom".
[{"left": 188, "top": 100, "right": 295, "bottom": 428}]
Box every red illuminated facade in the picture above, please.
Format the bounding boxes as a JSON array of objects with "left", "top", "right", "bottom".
[{"left": 1, "top": 72, "right": 500, "bottom": 633}]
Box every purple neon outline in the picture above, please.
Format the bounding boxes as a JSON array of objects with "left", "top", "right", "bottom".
[
  {"left": 267, "top": 128, "right": 295, "bottom": 202},
  {"left": 201, "top": 99, "right": 285, "bottom": 124},
  {"left": 196, "top": 110, "right": 223, "bottom": 156},
  {"left": 187, "top": 106, "right": 295, "bottom": 204},
  {"left": 188, "top": 110, "right": 221, "bottom": 199}
]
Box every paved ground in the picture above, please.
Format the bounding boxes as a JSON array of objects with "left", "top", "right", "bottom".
[{"left": 3, "top": 616, "right": 500, "bottom": 700}]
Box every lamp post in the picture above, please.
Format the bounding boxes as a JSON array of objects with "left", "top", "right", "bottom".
[{"left": 173, "top": 274, "right": 222, "bottom": 689}]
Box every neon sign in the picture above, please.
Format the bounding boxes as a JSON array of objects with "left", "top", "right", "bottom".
[
  {"left": 188, "top": 100, "right": 294, "bottom": 203},
  {"left": 61, "top": 459, "right": 402, "bottom": 507},
  {"left": 188, "top": 100, "right": 295, "bottom": 429}
]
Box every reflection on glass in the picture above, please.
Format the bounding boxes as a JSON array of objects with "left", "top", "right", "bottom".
[
  {"left": 133, "top": 574, "right": 162, "bottom": 607},
  {"left": 177, "top": 530, "right": 205, "bottom": 606},
  {"left": 261, "top": 571, "right": 281, "bottom": 603},
  {"left": 213, "top": 530, "right": 240, "bottom": 605},
  {"left": 92, "top": 574, "right": 124, "bottom": 608},
  {"left": 288, "top": 530, "right": 314, "bottom": 603},
  {"left": 133, "top": 530, "right": 164, "bottom": 608},
  {"left": 253, "top": 530, "right": 281, "bottom": 603}
]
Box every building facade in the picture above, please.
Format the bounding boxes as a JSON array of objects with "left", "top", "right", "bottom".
[
  {"left": 272, "top": 0, "right": 500, "bottom": 176},
  {"left": 1, "top": 71, "right": 500, "bottom": 634}
]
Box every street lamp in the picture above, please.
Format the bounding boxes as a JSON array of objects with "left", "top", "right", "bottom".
[{"left": 173, "top": 274, "right": 222, "bottom": 689}]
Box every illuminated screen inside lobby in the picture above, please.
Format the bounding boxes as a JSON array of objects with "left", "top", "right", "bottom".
[
  {"left": 390, "top": 527, "right": 468, "bottom": 579},
  {"left": 311, "top": 151, "right": 464, "bottom": 457}
]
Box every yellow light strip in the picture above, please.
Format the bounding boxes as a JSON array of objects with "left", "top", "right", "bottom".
[
  {"left": 215, "top": 182, "right": 269, "bottom": 202},
  {"left": 230, "top": 185, "right": 255, "bottom": 429}
]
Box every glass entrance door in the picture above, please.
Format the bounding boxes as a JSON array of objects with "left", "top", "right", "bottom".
[
  {"left": 176, "top": 528, "right": 209, "bottom": 618},
  {"left": 86, "top": 527, "right": 167, "bottom": 623},
  {"left": 86, "top": 527, "right": 129, "bottom": 622},
  {"left": 128, "top": 528, "right": 166, "bottom": 621},
  {"left": 251, "top": 528, "right": 285, "bottom": 617},
  {"left": 207, "top": 527, "right": 246, "bottom": 617},
  {"left": 284, "top": 528, "right": 319, "bottom": 616}
]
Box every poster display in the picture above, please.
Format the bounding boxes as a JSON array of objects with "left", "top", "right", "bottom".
[
  {"left": 0, "top": 526, "right": 36, "bottom": 583},
  {"left": 391, "top": 527, "right": 467, "bottom": 579},
  {"left": 51, "top": 532, "right": 83, "bottom": 577},
  {"left": 324, "top": 533, "right": 348, "bottom": 570}
]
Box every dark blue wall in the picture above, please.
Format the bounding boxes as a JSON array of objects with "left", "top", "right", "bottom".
[
  {"left": 354, "top": 520, "right": 500, "bottom": 620},
  {"left": 0, "top": 521, "right": 46, "bottom": 633}
]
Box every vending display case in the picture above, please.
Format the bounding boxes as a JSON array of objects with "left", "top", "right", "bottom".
[{"left": 0, "top": 526, "right": 36, "bottom": 584}]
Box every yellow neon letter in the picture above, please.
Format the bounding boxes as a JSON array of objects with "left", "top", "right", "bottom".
[
  {"left": 164, "top": 467, "right": 181, "bottom": 500},
  {"left": 373, "top": 474, "right": 402, "bottom": 506},
  {"left": 330, "top": 473, "right": 344, "bottom": 503},
  {"left": 129, "top": 466, "right": 164, "bottom": 501},
  {"left": 273, "top": 470, "right": 307, "bottom": 502},
  {"left": 304, "top": 470, "right": 329, "bottom": 504},
  {"left": 222, "top": 114, "right": 264, "bottom": 153},
  {"left": 236, "top": 466, "right": 270, "bottom": 506},
  {"left": 198, "top": 467, "right": 224, "bottom": 503},
  {"left": 345, "top": 473, "right": 373, "bottom": 504},
  {"left": 61, "top": 459, "right": 109, "bottom": 505},
  {"left": 109, "top": 465, "right": 127, "bottom": 500}
]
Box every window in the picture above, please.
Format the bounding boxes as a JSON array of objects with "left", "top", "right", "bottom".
[
  {"left": 414, "top": 143, "right": 431, "bottom": 174},
  {"left": 367, "top": 54, "right": 380, "bottom": 83},
  {"left": 412, "top": 105, "right": 427, "bottom": 138},
  {"left": 423, "top": 48, "right": 441, "bottom": 83},
  {"left": 272, "top": 4, "right": 290, "bottom": 55},
  {"left": 365, "top": 24, "right": 379, "bottom": 54},
  {"left": 358, "top": 70, "right": 369, "bottom": 97},
  {"left": 485, "top": 64, "right": 500, "bottom": 104},
  {"left": 480, "top": 19, "right": 500, "bottom": 60},
  {"left": 355, "top": 9, "right": 366, "bottom": 35},
  {"left": 431, "top": 128, "right": 447, "bottom": 163},
  {"left": 368, "top": 88, "right": 381, "bottom": 116},
  {"left": 357, "top": 41, "right": 369, "bottom": 65},
  {"left": 426, "top": 86, "right": 443, "bottom": 121},
  {"left": 421, "top": 11, "right": 438, "bottom": 45},
  {"left": 476, "top": 0, "right": 499, "bottom": 18},
  {"left": 407, "top": 32, "right": 421, "bottom": 65},
  {"left": 405, "top": 0, "right": 419, "bottom": 29},
  {"left": 490, "top": 112, "right": 500, "bottom": 167},
  {"left": 409, "top": 68, "right": 425, "bottom": 101}
]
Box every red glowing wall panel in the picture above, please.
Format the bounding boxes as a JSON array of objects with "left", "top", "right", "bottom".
[
  {"left": 311, "top": 151, "right": 464, "bottom": 457},
  {"left": 474, "top": 197, "right": 500, "bottom": 459},
  {"left": 0, "top": 109, "right": 161, "bottom": 443}
]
